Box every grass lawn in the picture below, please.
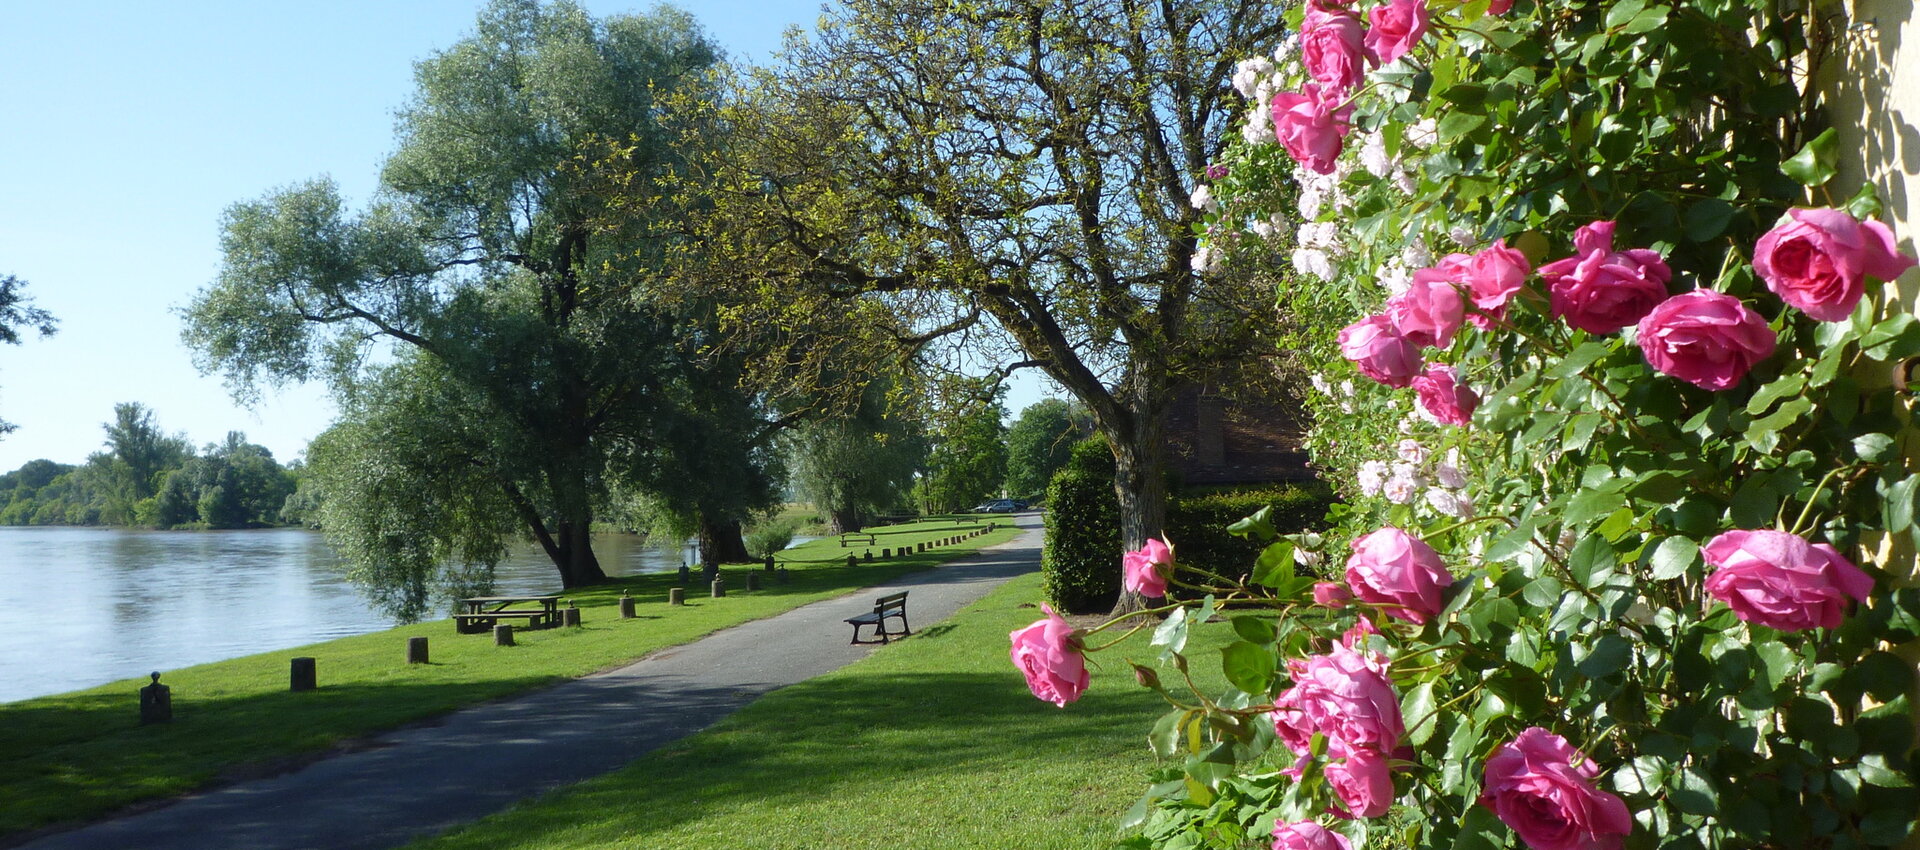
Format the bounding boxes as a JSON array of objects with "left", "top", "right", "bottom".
[
  {"left": 404, "top": 571, "right": 1231, "bottom": 850},
  {"left": 0, "top": 516, "right": 1016, "bottom": 840}
]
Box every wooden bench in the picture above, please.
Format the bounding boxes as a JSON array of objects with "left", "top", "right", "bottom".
[
  {"left": 839, "top": 532, "right": 877, "bottom": 547},
  {"left": 455, "top": 595, "right": 561, "bottom": 634},
  {"left": 454, "top": 610, "right": 556, "bottom": 634},
  {"left": 844, "top": 591, "right": 911, "bottom": 644}
]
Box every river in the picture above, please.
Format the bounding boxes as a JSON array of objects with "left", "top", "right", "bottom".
[{"left": 0, "top": 526, "right": 729, "bottom": 704}]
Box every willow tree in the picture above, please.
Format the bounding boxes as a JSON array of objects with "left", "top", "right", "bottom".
[
  {"left": 0, "top": 274, "right": 56, "bottom": 438},
  {"left": 686, "top": 0, "right": 1288, "bottom": 610},
  {"left": 183, "top": 0, "right": 718, "bottom": 596}
]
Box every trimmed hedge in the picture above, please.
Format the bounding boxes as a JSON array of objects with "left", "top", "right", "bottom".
[
  {"left": 1166, "top": 483, "right": 1336, "bottom": 582},
  {"left": 1040, "top": 437, "right": 1121, "bottom": 614}
]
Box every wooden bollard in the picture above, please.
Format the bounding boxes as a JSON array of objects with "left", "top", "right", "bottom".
[
  {"left": 881, "top": 547, "right": 891, "bottom": 558},
  {"left": 846, "top": 554, "right": 857, "bottom": 568},
  {"left": 712, "top": 579, "right": 726, "bottom": 598},
  {"left": 764, "top": 554, "right": 776, "bottom": 571},
  {"left": 495, "top": 624, "right": 515, "bottom": 646},
  {"left": 618, "top": 595, "right": 636, "bottom": 618},
  {"left": 745, "top": 571, "right": 760, "bottom": 591},
  {"left": 564, "top": 606, "right": 582, "bottom": 627},
  {"left": 777, "top": 567, "right": 790, "bottom": 583},
  {"left": 139, "top": 672, "right": 172, "bottom": 725},
  {"left": 290, "top": 657, "right": 317, "bottom": 692},
  {"left": 406, "top": 637, "right": 430, "bottom": 664},
  {"left": 677, "top": 565, "right": 691, "bottom": 584},
  {"left": 863, "top": 550, "right": 873, "bottom": 562},
  {"left": 669, "top": 587, "right": 685, "bottom": 606}
]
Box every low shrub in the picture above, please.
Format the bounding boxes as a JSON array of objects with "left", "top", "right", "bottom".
[
  {"left": 744, "top": 520, "right": 796, "bottom": 560},
  {"left": 1164, "top": 483, "right": 1336, "bottom": 581}
]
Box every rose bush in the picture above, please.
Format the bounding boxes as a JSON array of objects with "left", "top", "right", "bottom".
[{"left": 1013, "top": 0, "right": 1920, "bottom": 847}]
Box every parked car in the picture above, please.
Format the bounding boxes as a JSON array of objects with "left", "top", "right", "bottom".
[{"left": 971, "top": 499, "right": 1019, "bottom": 513}]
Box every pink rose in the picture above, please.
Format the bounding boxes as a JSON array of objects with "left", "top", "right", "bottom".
[
  {"left": 1385, "top": 275, "right": 1465, "bottom": 348},
  {"left": 1314, "top": 581, "right": 1355, "bottom": 607},
  {"left": 1008, "top": 604, "right": 1090, "bottom": 707},
  {"left": 1755, "top": 207, "right": 1918, "bottom": 322},
  {"left": 1325, "top": 747, "right": 1395, "bottom": 818},
  {"left": 1411, "top": 364, "right": 1478, "bottom": 426},
  {"left": 1540, "top": 220, "right": 1673, "bottom": 334},
  {"left": 1345, "top": 527, "right": 1453, "bottom": 624},
  {"left": 1702, "top": 529, "right": 1873, "bottom": 631},
  {"left": 1364, "top": 0, "right": 1430, "bottom": 65},
  {"left": 1271, "top": 87, "right": 1353, "bottom": 175},
  {"left": 1338, "top": 314, "right": 1422, "bottom": 388},
  {"left": 1301, "top": 9, "right": 1369, "bottom": 92},
  {"left": 1270, "top": 643, "right": 1404, "bottom": 757},
  {"left": 1487, "top": 0, "right": 1514, "bottom": 12},
  {"left": 1462, "top": 239, "right": 1530, "bottom": 327},
  {"left": 1272, "top": 821, "right": 1353, "bottom": 850},
  {"left": 1480, "top": 728, "right": 1633, "bottom": 850},
  {"left": 1122, "top": 537, "right": 1173, "bottom": 597},
  {"left": 1635, "top": 290, "right": 1776, "bottom": 391}
]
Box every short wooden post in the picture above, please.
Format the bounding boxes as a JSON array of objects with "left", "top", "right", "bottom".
[
  {"left": 863, "top": 550, "right": 873, "bottom": 562},
  {"left": 745, "top": 571, "right": 760, "bottom": 591},
  {"left": 290, "top": 657, "right": 317, "bottom": 692},
  {"left": 711, "top": 579, "right": 726, "bottom": 598},
  {"left": 777, "top": 567, "right": 790, "bottom": 583},
  {"left": 406, "top": 637, "right": 429, "bottom": 664},
  {"left": 669, "top": 587, "right": 685, "bottom": 606},
  {"left": 881, "top": 547, "right": 891, "bottom": 558},
  {"left": 494, "top": 624, "right": 515, "bottom": 646},
  {"left": 677, "top": 565, "right": 691, "bottom": 584},
  {"left": 764, "top": 554, "right": 775, "bottom": 571},
  {"left": 139, "top": 672, "right": 172, "bottom": 725},
  {"left": 564, "top": 605, "right": 582, "bottom": 627},
  {"left": 846, "top": 554, "right": 857, "bottom": 568},
  {"left": 618, "top": 595, "right": 636, "bottom": 618}
]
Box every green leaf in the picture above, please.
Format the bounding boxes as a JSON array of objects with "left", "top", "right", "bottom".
[
  {"left": 1854, "top": 432, "right": 1898, "bottom": 463},
  {"left": 1622, "top": 4, "right": 1669, "bottom": 33},
  {"left": 1649, "top": 536, "right": 1699, "bottom": 581},
  {"left": 1486, "top": 516, "right": 1541, "bottom": 563},
  {"left": 1549, "top": 341, "right": 1613, "bottom": 379},
  {"left": 1220, "top": 641, "right": 1277, "bottom": 697},
  {"left": 1149, "top": 709, "right": 1187, "bottom": 758},
  {"left": 1567, "top": 534, "right": 1614, "bottom": 585},
  {"left": 1669, "top": 765, "right": 1720, "bottom": 815},
  {"left": 1438, "top": 111, "right": 1487, "bottom": 142},
  {"left": 1231, "top": 614, "right": 1277, "bottom": 645},
  {"left": 1226, "top": 507, "right": 1277, "bottom": 541},
  {"left": 1251, "top": 540, "right": 1296, "bottom": 589},
  {"left": 1603, "top": 0, "right": 1646, "bottom": 28},
  {"left": 1683, "top": 199, "right": 1736, "bottom": 242},
  {"left": 1782, "top": 128, "right": 1840, "bottom": 188},
  {"left": 1576, "top": 633, "right": 1633, "bottom": 678},
  {"left": 1745, "top": 373, "right": 1806, "bottom": 416},
  {"left": 1404, "top": 681, "right": 1439, "bottom": 746},
  {"left": 1846, "top": 181, "right": 1884, "bottom": 220},
  {"left": 1151, "top": 606, "right": 1191, "bottom": 656},
  {"left": 1885, "top": 474, "right": 1918, "bottom": 534}
]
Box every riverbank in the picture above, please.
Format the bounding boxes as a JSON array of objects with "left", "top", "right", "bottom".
[{"left": 0, "top": 516, "right": 1016, "bottom": 841}]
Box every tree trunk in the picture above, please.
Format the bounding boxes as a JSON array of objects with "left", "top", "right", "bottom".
[
  {"left": 828, "top": 509, "right": 863, "bottom": 534},
  {"left": 1108, "top": 411, "right": 1169, "bottom": 617},
  {"left": 552, "top": 518, "right": 607, "bottom": 588},
  {"left": 698, "top": 514, "right": 751, "bottom": 565}
]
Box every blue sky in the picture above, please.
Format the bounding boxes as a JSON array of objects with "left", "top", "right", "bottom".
[{"left": 0, "top": 1, "right": 1052, "bottom": 472}]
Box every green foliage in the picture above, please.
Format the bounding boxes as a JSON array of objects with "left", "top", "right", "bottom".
[
  {"left": 1042, "top": 437, "right": 1122, "bottom": 614},
  {"left": 919, "top": 389, "right": 1009, "bottom": 514},
  {"left": 1165, "top": 484, "right": 1335, "bottom": 580},
  {"left": 1004, "top": 399, "right": 1088, "bottom": 500},
  {"left": 788, "top": 379, "right": 925, "bottom": 533},
  {"left": 0, "top": 273, "right": 56, "bottom": 437},
  {"left": 743, "top": 519, "right": 796, "bottom": 560}
]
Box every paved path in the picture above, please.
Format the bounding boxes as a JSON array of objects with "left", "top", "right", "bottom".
[{"left": 19, "top": 514, "right": 1044, "bottom": 850}]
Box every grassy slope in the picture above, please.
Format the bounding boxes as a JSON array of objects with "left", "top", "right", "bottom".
[
  {"left": 0, "top": 517, "right": 1015, "bottom": 838},
  {"left": 406, "top": 571, "right": 1232, "bottom": 850}
]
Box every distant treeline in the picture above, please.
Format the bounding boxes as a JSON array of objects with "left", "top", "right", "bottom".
[{"left": 0, "top": 403, "right": 317, "bottom": 529}]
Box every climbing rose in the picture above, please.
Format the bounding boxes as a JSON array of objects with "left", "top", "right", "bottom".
[
  {"left": 1272, "top": 821, "right": 1353, "bottom": 850},
  {"left": 1364, "top": 0, "right": 1430, "bottom": 65},
  {"left": 1480, "top": 728, "right": 1633, "bottom": 850},
  {"left": 1270, "top": 87, "right": 1353, "bottom": 175},
  {"left": 1635, "top": 290, "right": 1776, "bottom": 391},
  {"left": 1122, "top": 537, "right": 1173, "bottom": 597},
  {"left": 1412, "top": 364, "right": 1478, "bottom": 426},
  {"left": 1338, "top": 313, "right": 1422, "bottom": 387},
  {"left": 1008, "top": 604, "right": 1090, "bottom": 707},
  {"left": 1703, "top": 529, "right": 1874, "bottom": 631},
  {"left": 1341, "top": 616, "right": 1381, "bottom": 649},
  {"left": 1540, "top": 220, "right": 1673, "bottom": 334},
  {"left": 1270, "top": 643, "right": 1404, "bottom": 757},
  {"left": 1314, "top": 581, "right": 1354, "bottom": 607},
  {"left": 1754, "top": 207, "right": 1918, "bottom": 322},
  {"left": 1345, "top": 527, "right": 1453, "bottom": 624},
  {"left": 1462, "top": 239, "right": 1531, "bottom": 327},
  {"left": 1385, "top": 275, "right": 1464, "bottom": 348},
  {"left": 1325, "top": 747, "right": 1395, "bottom": 818},
  {"left": 1300, "top": 8, "right": 1369, "bottom": 92}
]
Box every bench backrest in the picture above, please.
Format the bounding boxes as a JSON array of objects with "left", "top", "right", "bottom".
[{"left": 874, "top": 591, "right": 908, "bottom": 611}]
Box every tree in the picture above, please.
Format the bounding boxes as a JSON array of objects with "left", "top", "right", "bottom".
[
  {"left": 183, "top": 0, "right": 720, "bottom": 595},
  {"left": 789, "top": 382, "right": 925, "bottom": 533},
  {"left": 0, "top": 274, "right": 57, "bottom": 437},
  {"left": 687, "top": 0, "right": 1288, "bottom": 611},
  {"left": 97, "top": 402, "right": 191, "bottom": 524},
  {"left": 919, "top": 389, "right": 1008, "bottom": 513},
  {"left": 1003, "top": 398, "right": 1087, "bottom": 500}
]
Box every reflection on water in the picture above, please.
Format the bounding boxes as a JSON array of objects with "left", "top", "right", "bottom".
[{"left": 0, "top": 527, "right": 702, "bottom": 704}]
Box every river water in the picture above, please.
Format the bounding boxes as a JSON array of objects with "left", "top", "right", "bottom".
[{"left": 0, "top": 527, "right": 720, "bottom": 704}]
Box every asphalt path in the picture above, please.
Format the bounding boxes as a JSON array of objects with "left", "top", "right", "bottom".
[{"left": 19, "top": 513, "right": 1045, "bottom": 850}]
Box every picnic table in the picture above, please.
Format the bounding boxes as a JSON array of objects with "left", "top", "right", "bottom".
[{"left": 455, "top": 595, "right": 561, "bottom": 634}]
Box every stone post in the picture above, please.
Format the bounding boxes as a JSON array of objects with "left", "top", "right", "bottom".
[
  {"left": 290, "top": 657, "right": 317, "bottom": 692},
  {"left": 745, "top": 572, "right": 760, "bottom": 591},
  {"left": 669, "top": 587, "right": 685, "bottom": 605},
  {"left": 564, "top": 605, "right": 582, "bottom": 627},
  {"left": 618, "top": 595, "right": 636, "bottom": 618},
  {"left": 711, "top": 578, "right": 726, "bottom": 598},
  {"left": 863, "top": 550, "right": 873, "bottom": 562},
  {"left": 678, "top": 565, "right": 691, "bottom": 585},
  {"left": 846, "top": 554, "right": 857, "bottom": 568},
  {"left": 495, "top": 624, "right": 515, "bottom": 646},
  {"left": 406, "top": 637, "right": 430, "bottom": 664},
  {"left": 764, "top": 554, "right": 776, "bottom": 571},
  {"left": 139, "top": 672, "right": 171, "bottom": 725},
  {"left": 881, "top": 547, "right": 891, "bottom": 558}
]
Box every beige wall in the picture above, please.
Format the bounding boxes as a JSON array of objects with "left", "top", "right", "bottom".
[{"left": 1825, "top": 0, "right": 1920, "bottom": 303}]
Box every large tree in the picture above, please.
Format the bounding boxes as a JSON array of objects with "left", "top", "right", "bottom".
[
  {"left": 1004, "top": 398, "right": 1087, "bottom": 500},
  {"left": 97, "top": 402, "right": 191, "bottom": 524},
  {"left": 183, "top": 0, "right": 719, "bottom": 593},
  {"left": 686, "top": 0, "right": 1288, "bottom": 610},
  {"left": 0, "top": 274, "right": 56, "bottom": 438}
]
